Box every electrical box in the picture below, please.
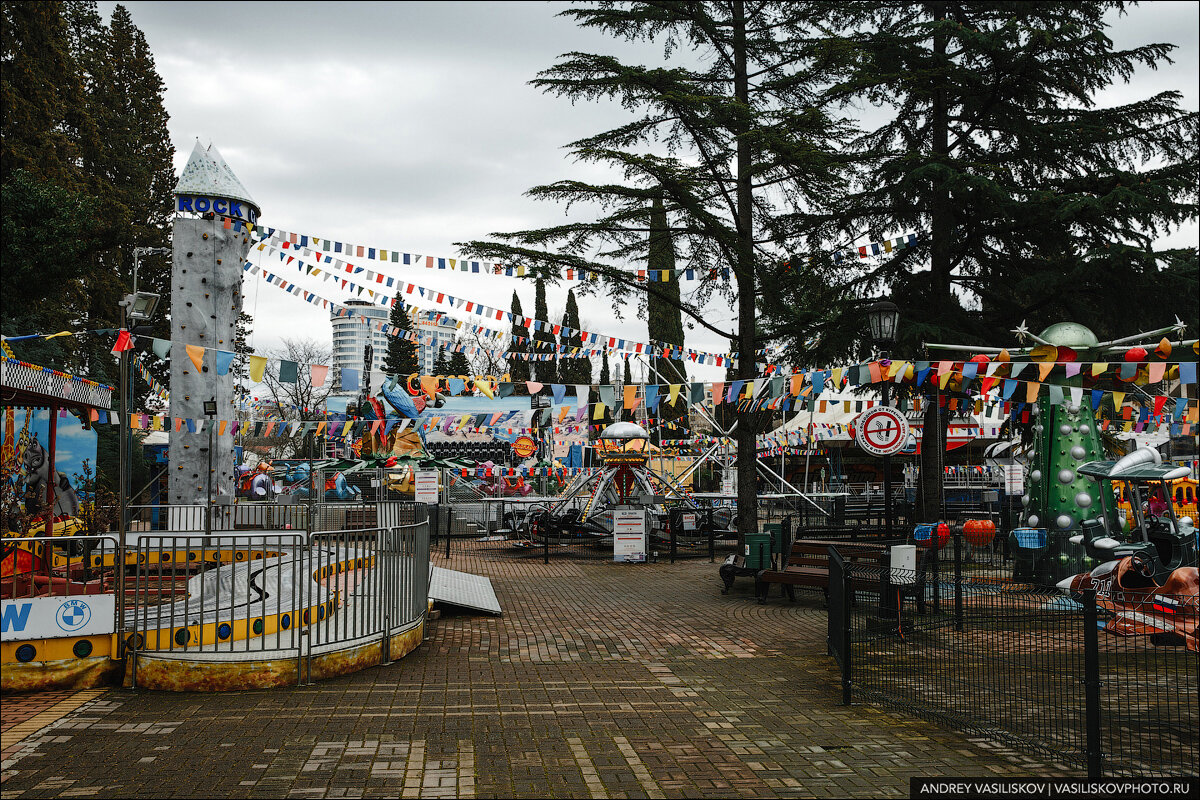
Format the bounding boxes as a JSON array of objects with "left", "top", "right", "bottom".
[{"left": 890, "top": 544, "right": 917, "bottom": 585}]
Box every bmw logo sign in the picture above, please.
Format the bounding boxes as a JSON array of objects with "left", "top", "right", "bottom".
[{"left": 56, "top": 599, "right": 92, "bottom": 632}]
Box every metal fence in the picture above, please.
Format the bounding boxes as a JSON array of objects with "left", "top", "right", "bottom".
[
  {"left": 121, "top": 501, "right": 422, "bottom": 534},
  {"left": 827, "top": 556, "right": 1198, "bottom": 778},
  {"left": 124, "top": 508, "right": 429, "bottom": 686},
  {"left": 1, "top": 534, "right": 121, "bottom": 601}
]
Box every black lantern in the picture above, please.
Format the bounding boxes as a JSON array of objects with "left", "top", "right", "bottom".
[{"left": 866, "top": 300, "right": 900, "bottom": 347}]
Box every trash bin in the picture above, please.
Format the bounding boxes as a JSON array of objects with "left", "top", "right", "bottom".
[
  {"left": 743, "top": 531, "right": 772, "bottom": 570},
  {"left": 1009, "top": 527, "right": 1048, "bottom": 583}
]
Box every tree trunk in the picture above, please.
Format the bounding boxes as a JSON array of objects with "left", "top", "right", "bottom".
[
  {"left": 731, "top": 0, "right": 758, "bottom": 535},
  {"left": 916, "top": 1, "right": 951, "bottom": 525},
  {"left": 916, "top": 397, "right": 950, "bottom": 522}
]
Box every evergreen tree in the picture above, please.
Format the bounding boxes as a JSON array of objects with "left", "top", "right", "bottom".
[
  {"left": 0, "top": 1, "right": 96, "bottom": 188},
  {"left": 558, "top": 289, "right": 592, "bottom": 385},
  {"left": 382, "top": 292, "right": 419, "bottom": 376},
  {"left": 599, "top": 350, "right": 610, "bottom": 386},
  {"left": 447, "top": 343, "right": 471, "bottom": 377},
  {"left": 507, "top": 291, "right": 530, "bottom": 394},
  {"left": 462, "top": 2, "right": 848, "bottom": 532},
  {"left": 532, "top": 277, "right": 557, "bottom": 384},
  {"left": 433, "top": 345, "right": 450, "bottom": 377},
  {"left": 620, "top": 357, "right": 634, "bottom": 422},
  {"left": 762, "top": 2, "right": 1198, "bottom": 520},
  {"left": 646, "top": 195, "right": 688, "bottom": 440},
  {"left": 1, "top": 1, "right": 174, "bottom": 412}
]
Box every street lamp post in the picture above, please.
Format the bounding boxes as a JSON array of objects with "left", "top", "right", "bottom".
[
  {"left": 866, "top": 300, "right": 900, "bottom": 539},
  {"left": 114, "top": 287, "right": 160, "bottom": 659},
  {"left": 204, "top": 398, "right": 217, "bottom": 545}
]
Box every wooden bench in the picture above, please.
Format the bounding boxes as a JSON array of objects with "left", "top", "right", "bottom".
[{"left": 755, "top": 538, "right": 937, "bottom": 611}]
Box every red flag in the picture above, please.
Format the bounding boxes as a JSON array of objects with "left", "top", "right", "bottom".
[{"left": 111, "top": 329, "right": 134, "bottom": 353}]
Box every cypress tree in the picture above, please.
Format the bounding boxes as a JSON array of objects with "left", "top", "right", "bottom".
[
  {"left": 507, "top": 291, "right": 530, "bottom": 394},
  {"left": 559, "top": 289, "right": 591, "bottom": 385},
  {"left": 646, "top": 195, "right": 688, "bottom": 441},
  {"left": 532, "top": 277, "right": 557, "bottom": 384},
  {"left": 382, "top": 292, "right": 419, "bottom": 376}
]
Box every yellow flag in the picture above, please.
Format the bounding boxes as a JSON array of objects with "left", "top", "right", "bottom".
[
  {"left": 1112, "top": 391, "right": 1125, "bottom": 410},
  {"left": 1091, "top": 362, "right": 1107, "bottom": 377},
  {"left": 831, "top": 367, "right": 843, "bottom": 387},
  {"left": 249, "top": 355, "right": 267, "bottom": 382},
  {"left": 668, "top": 384, "right": 681, "bottom": 405},
  {"left": 593, "top": 402, "right": 607, "bottom": 420}
]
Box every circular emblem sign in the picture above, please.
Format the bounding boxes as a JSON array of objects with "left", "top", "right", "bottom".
[
  {"left": 855, "top": 406, "right": 909, "bottom": 457},
  {"left": 56, "top": 598, "right": 92, "bottom": 632},
  {"left": 512, "top": 436, "right": 538, "bottom": 459}
]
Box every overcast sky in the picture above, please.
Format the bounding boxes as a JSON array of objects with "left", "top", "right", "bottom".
[{"left": 102, "top": 1, "right": 1199, "bottom": 384}]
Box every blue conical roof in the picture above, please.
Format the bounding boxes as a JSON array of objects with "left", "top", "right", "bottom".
[{"left": 174, "top": 140, "right": 258, "bottom": 211}]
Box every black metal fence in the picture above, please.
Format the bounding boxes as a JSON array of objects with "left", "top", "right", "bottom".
[{"left": 827, "top": 555, "right": 1198, "bottom": 777}]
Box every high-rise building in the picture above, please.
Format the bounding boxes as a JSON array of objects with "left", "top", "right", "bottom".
[
  {"left": 330, "top": 304, "right": 461, "bottom": 395},
  {"left": 414, "top": 310, "right": 459, "bottom": 374},
  {"left": 330, "top": 300, "right": 389, "bottom": 394}
]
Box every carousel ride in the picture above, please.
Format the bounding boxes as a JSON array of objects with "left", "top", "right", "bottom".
[{"left": 507, "top": 422, "right": 701, "bottom": 548}]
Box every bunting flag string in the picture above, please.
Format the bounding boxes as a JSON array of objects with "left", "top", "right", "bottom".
[
  {"left": 249, "top": 245, "right": 756, "bottom": 366},
  {"left": 258, "top": 224, "right": 921, "bottom": 283}
]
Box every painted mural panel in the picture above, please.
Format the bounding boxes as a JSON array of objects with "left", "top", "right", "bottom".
[{"left": 0, "top": 407, "right": 97, "bottom": 519}]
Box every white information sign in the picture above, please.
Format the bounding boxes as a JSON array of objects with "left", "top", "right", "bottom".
[
  {"left": 1, "top": 594, "right": 115, "bottom": 641},
  {"left": 1004, "top": 464, "right": 1024, "bottom": 495},
  {"left": 681, "top": 512, "right": 697, "bottom": 532},
  {"left": 612, "top": 508, "right": 647, "bottom": 563},
  {"left": 720, "top": 472, "right": 736, "bottom": 497},
  {"left": 414, "top": 470, "right": 440, "bottom": 504}
]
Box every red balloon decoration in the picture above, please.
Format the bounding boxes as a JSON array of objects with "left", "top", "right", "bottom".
[
  {"left": 962, "top": 519, "right": 997, "bottom": 547},
  {"left": 1125, "top": 346, "right": 1147, "bottom": 362}
]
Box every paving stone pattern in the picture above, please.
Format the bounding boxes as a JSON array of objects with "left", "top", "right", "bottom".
[{"left": 0, "top": 542, "right": 1075, "bottom": 798}]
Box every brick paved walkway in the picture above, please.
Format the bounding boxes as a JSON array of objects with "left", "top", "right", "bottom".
[{"left": 0, "top": 542, "right": 1072, "bottom": 798}]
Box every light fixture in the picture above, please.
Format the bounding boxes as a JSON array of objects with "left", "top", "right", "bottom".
[
  {"left": 123, "top": 291, "right": 161, "bottom": 322},
  {"left": 203, "top": 399, "right": 217, "bottom": 417},
  {"left": 866, "top": 300, "right": 900, "bottom": 347}
]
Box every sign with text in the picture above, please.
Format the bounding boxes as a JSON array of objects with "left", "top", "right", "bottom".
[
  {"left": 681, "top": 512, "right": 697, "bottom": 532},
  {"left": 1004, "top": 464, "right": 1024, "bottom": 495},
  {"left": 1, "top": 595, "right": 115, "bottom": 641},
  {"left": 414, "top": 470, "right": 440, "bottom": 504},
  {"left": 721, "top": 472, "right": 735, "bottom": 497},
  {"left": 612, "top": 508, "right": 647, "bottom": 563}
]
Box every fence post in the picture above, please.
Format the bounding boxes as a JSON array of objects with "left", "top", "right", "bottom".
[
  {"left": 670, "top": 516, "right": 677, "bottom": 564},
  {"left": 841, "top": 566, "right": 852, "bottom": 706},
  {"left": 1083, "top": 588, "right": 1102, "bottom": 779},
  {"left": 445, "top": 506, "right": 452, "bottom": 559},
  {"left": 953, "top": 531, "right": 963, "bottom": 632},
  {"left": 543, "top": 513, "right": 550, "bottom": 566}
]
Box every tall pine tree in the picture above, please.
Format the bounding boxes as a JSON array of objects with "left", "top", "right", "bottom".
[
  {"left": 463, "top": 2, "right": 849, "bottom": 532},
  {"left": 382, "top": 292, "right": 419, "bottom": 376}
]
